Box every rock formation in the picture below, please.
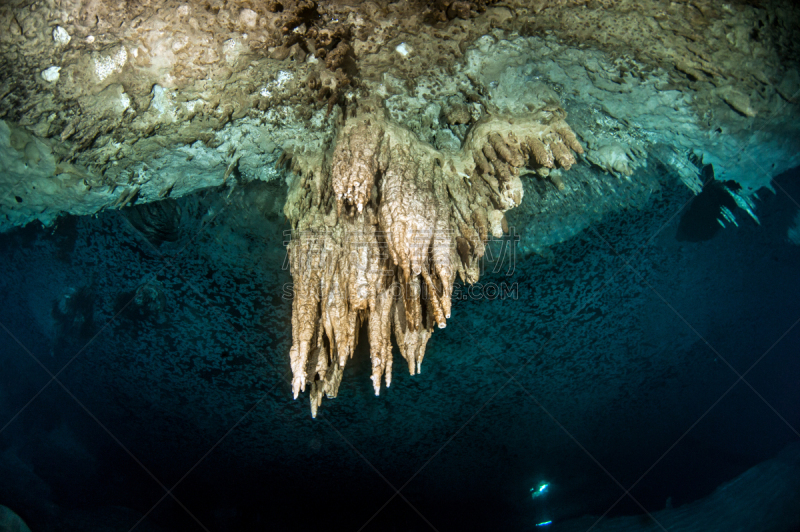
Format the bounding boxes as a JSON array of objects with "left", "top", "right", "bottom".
[
  {"left": 0, "top": 505, "right": 32, "bottom": 532},
  {"left": 1, "top": 0, "right": 799, "bottom": 414},
  {"left": 284, "top": 101, "right": 582, "bottom": 415}
]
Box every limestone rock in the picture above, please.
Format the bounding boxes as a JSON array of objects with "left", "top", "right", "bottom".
[{"left": 284, "top": 101, "right": 583, "bottom": 414}]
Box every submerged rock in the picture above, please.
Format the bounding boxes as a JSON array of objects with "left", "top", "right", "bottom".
[{"left": 0, "top": 506, "right": 31, "bottom": 532}]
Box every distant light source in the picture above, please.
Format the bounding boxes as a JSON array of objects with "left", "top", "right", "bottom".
[
  {"left": 531, "top": 482, "right": 549, "bottom": 498},
  {"left": 535, "top": 520, "right": 552, "bottom": 527}
]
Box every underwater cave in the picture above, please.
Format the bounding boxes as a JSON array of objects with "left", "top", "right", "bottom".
[{"left": 1, "top": 1, "right": 799, "bottom": 531}]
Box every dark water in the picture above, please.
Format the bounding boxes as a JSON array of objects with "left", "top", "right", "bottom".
[{"left": 1, "top": 168, "right": 798, "bottom": 532}]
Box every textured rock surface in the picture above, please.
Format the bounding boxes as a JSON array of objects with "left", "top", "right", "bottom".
[
  {"left": 284, "top": 104, "right": 583, "bottom": 413},
  {"left": 1, "top": 0, "right": 799, "bottom": 231},
  {"left": 1, "top": 2, "right": 800, "bottom": 528}
]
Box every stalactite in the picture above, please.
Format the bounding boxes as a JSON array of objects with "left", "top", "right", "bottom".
[{"left": 283, "top": 104, "right": 583, "bottom": 416}]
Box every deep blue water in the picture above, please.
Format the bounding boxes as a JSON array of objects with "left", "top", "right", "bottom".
[{"left": 1, "top": 167, "right": 799, "bottom": 531}]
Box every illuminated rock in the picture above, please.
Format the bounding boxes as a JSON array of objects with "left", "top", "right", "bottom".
[{"left": 284, "top": 102, "right": 583, "bottom": 414}]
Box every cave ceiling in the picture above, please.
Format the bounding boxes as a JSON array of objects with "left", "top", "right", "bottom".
[{"left": 0, "top": 0, "right": 798, "bottom": 230}]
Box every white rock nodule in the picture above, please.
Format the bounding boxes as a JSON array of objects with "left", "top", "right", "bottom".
[
  {"left": 53, "top": 25, "right": 71, "bottom": 46},
  {"left": 41, "top": 66, "right": 61, "bottom": 82}
]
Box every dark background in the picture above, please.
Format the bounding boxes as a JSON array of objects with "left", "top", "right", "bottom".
[{"left": 1, "top": 168, "right": 798, "bottom": 532}]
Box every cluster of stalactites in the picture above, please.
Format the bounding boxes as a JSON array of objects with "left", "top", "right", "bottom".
[{"left": 284, "top": 109, "right": 583, "bottom": 416}]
